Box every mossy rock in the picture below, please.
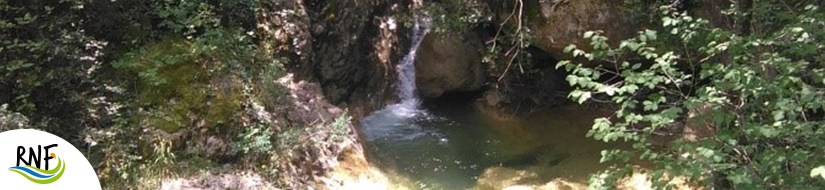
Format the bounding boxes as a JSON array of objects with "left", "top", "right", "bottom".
[{"left": 117, "top": 38, "right": 245, "bottom": 133}]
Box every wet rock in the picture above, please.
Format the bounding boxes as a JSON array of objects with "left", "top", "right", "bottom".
[
  {"left": 483, "top": 90, "right": 503, "bottom": 107},
  {"left": 415, "top": 31, "right": 485, "bottom": 98}
]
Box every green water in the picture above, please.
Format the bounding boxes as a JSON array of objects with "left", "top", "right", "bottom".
[{"left": 361, "top": 97, "right": 629, "bottom": 189}]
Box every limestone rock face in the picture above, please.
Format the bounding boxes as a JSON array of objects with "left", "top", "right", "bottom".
[
  {"left": 307, "top": 0, "right": 408, "bottom": 110},
  {"left": 415, "top": 31, "right": 485, "bottom": 98},
  {"left": 263, "top": 0, "right": 413, "bottom": 116},
  {"left": 526, "top": 0, "right": 641, "bottom": 66},
  {"left": 523, "top": 0, "right": 733, "bottom": 65}
]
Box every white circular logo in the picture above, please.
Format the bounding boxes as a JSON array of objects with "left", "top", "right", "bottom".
[{"left": 0, "top": 129, "right": 101, "bottom": 189}]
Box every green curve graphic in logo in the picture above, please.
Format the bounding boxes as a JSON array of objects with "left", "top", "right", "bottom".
[{"left": 8, "top": 154, "right": 66, "bottom": 184}]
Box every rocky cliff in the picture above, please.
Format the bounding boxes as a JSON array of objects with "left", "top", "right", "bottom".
[{"left": 262, "top": 0, "right": 416, "bottom": 117}]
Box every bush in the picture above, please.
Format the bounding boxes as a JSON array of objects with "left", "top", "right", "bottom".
[
  {"left": 559, "top": 2, "right": 825, "bottom": 189},
  {"left": 234, "top": 122, "right": 274, "bottom": 156},
  {"left": 0, "top": 104, "right": 30, "bottom": 131},
  {"left": 0, "top": 0, "right": 104, "bottom": 138}
]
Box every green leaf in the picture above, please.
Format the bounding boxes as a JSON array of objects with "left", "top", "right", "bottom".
[
  {"left": 556, "top": 60, "right": 570, "bottom": 69},
  {"left": 563, "top": 44, "right": 577, "bottom": 54},
  {"left": 578, "top": 68, "right": 593, "bottom": 76},
  {"left": 811, "top": 166, "right": 825, "bottom": 180},
  {"left": 621, "top": 84, "right": 639, "bottom": 94},
  {"left": 584, "top": 31, "right": 595, "bottom": 39},
  {"left": 573, "top": 49, "right": 585, "bottom": 57},
  {"left": 645, "top": 30, "right": 657, "bottom": 41},
  {"left": 567, "top": 75, "right": 579, "bottom": 86},
  {"left": 759, "top": 127, "right": 780, "bottom": 138},
  {"left": 600, "top": 86, "right": 618, "bottom": 96},
  {"left": 577, "top": 92, "right": 591, "bottom": 104},
  {"left": 663, "top": 17, "right": 673, "bottom": 27},
  {"left": 569, "top": 90, "right": 582, "bottom": 99},
  {"left": 629, "top": 42, "right": 641, "bottom": 51}
]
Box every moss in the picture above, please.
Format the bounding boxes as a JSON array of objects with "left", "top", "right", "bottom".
[
  {"left": 204, "top": 77, "right": 244, "bottom": 128},
  {"left": 117, "top": 38, "right": 246, "bottom": 133}
]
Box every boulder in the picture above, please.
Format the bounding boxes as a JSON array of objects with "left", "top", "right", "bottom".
[
  {"left": 524, "top": 0, "right": 734, "bottom": 65},
  {"left": 415, "top": 31, "right": 485, "bottom": 98},
  {"left": 526, "top": 0, "right": 641, "bottom": 65}
]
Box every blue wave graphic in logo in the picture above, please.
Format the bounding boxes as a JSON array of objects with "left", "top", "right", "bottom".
[
  {"left": 8, "top": 166, "right": 56, "bottom": 178},
  {"left": 8, "top": 155, "right": 65, "bottom": 184}
]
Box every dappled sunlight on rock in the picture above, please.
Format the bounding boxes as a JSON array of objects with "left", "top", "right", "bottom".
[
  {"left": 326, "top": 146, "right": 413, "bottom": 190},
  {"left": 161, "top": 171, "right": 275, "bottom": 190},
  {"left": 615, "top": 168, "right": 704, "bottom": 190},
  {"left": 476, "top": 165, "right": 702, "bottom": 190},
  {"left": 475, "top": 166, "right": 591, "bottom": 190}
]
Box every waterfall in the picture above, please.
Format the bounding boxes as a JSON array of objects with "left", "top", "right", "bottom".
[
  {"left": 361, "top": 15, "right": 434, "bottom": 145},
  {"left": 391, "top": 16, "right": 430, "bottom": 117}
]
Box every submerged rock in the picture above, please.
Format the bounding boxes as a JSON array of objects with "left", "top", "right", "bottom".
[
  {"left": 476, "top": 166, "right": 541, "bottom": 190},
  {"left": 500, "top": 144, "right": 569, "bottom": 169}
]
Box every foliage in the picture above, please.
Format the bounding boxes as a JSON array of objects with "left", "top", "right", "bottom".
[
  {"left": 274, "top": 112, "right": 352, "bottom": 155},
  {"left": 484, "top": 0, "right": 537, "bottom": 81},
  {"left": 112, "top": 29, "right": 257, "bottom": 132},
  {"left": 0, "top": 104, "right": 30, "bottom": 131},
  {"left": 559, "top": 2, "right": 825, "bottom": 189},
  {"left": 254, "top": 59, "right": 286, "bottom": 111},
  {"left": 89, "top": 110, "right": 152, "bottom": 188},
  {"left": 1, "top": 0, "right": 358, "bottom": 189},
  {"left": 420, "top": 0, "right": 491, "bottom": 35},
  {"left": 329, "top": 112, "right": 352, "bottom": 142},
  {"left": 234, "top": 122, "right": 274, "bottom": 155},
  {"left": 85, "top": 0, "right": 287, "bottom": 188},
  {"left": 0, "top": 0, "right": 104, "bottom": 137}
]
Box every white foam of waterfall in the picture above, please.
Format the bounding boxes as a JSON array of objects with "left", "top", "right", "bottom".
[
  {"left": 390, "top": 15, "right": 430, "bottom": 117},
  {"left": 361, "top": 15, "right": 434, "bottom": 143}
]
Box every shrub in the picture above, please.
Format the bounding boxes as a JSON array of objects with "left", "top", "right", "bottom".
[{"left": 559, "top": 2, "right": 825, "bottom": 189}]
